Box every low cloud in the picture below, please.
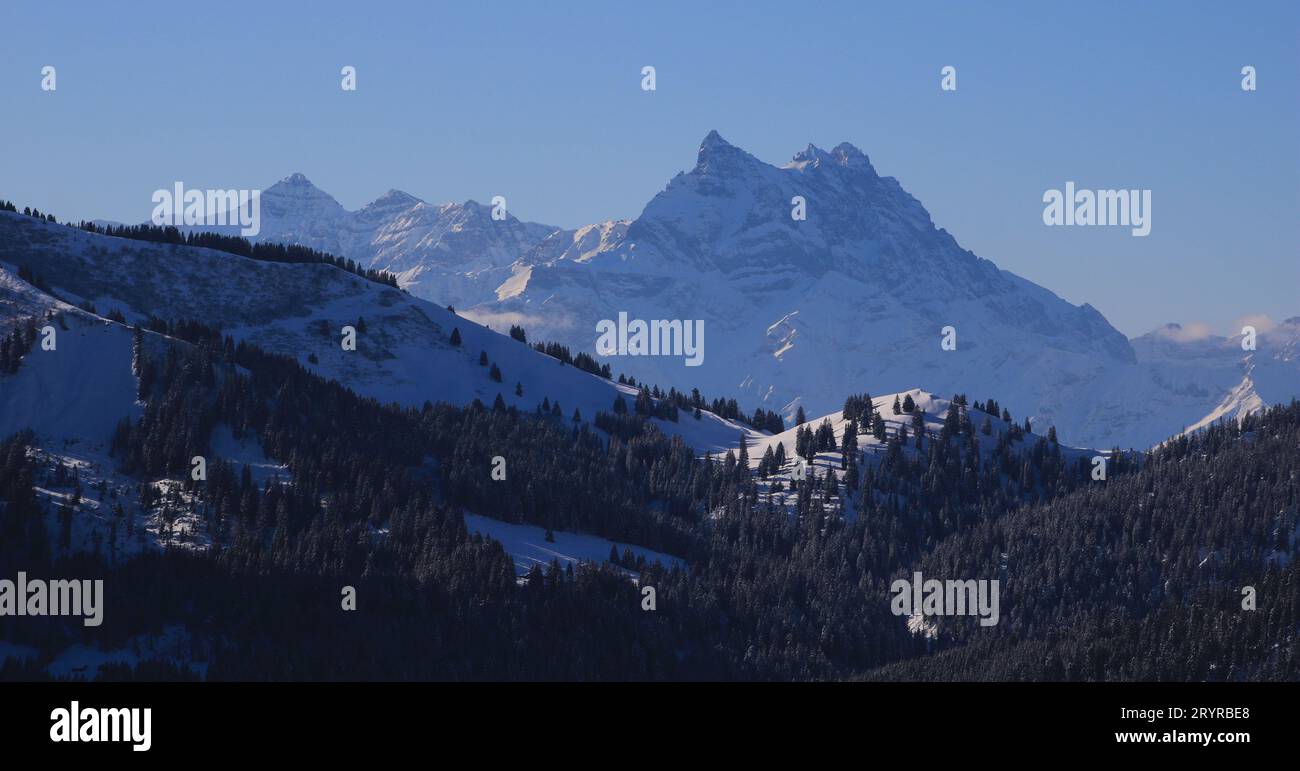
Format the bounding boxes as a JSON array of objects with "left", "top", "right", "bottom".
[
  {"left": 1155, "top": 322, "right": 1215, "bottom": 343},
  {"left": 1231, "top": 314, "right": 1277, "bottom": 334},
  {"left": 459, "top": 308, "right": 570, "bottom": 334}
]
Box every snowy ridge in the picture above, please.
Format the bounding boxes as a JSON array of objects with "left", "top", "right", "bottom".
[
  {"left": 744, "top": 389, "right": 1090, "bottom": 476},
  {"left": 744, "top": 389, "right": 1089, "bottom": 468},
  {"left": 0, "top": 211, "right": 753, "bottom": 455},
  {"left": 733, "top": 389, "right": 1092, "bottom": 523}
]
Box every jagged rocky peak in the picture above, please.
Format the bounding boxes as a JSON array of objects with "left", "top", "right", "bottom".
[
  {"left": 699, "top": 129, "right": 731, "bottom": 151},
  {"left": 278, "top": 172, "right": 315, "bottom": 186},
  {"left": 450, "top": 199, "right": 490, "bottom": 215},
  {"left": 787, "top": 141, "right": 876, "bottom": 174},
  {"left": 790, "top": 142, "right": 828, "bottom": 165},
  {"left": 693, "top": 130, "right": 763, "bottom": 174}
]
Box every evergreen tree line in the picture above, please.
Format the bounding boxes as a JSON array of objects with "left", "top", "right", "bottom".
[
  {"left": 531, "top": 340, "right": 613, "bottom": 379},
  {"left": 2, "top": 310, "right": 1295, "bottom": 680},
  {"left": 863, "top": 401, "right": 1300, "bottom": 681}
]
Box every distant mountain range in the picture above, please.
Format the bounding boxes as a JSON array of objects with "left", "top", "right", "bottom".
[
  {"left": 239, "top": 172, "right": 555, "bottom": 310},
  {"left": 221, "top": 132, "right": 1299, "bottom": 449}
]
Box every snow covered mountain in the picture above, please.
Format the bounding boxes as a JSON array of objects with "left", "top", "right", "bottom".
[
  {"left": 36, "top": 135, "right": 1298, "bottom": 451},
  {"left": 241, "top": 173, "right": 558, "bottom": 309},
  {"left": 470, "top": 131, "right": 1300, "bottom": 449}
]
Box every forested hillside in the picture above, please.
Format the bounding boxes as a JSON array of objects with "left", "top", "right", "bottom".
[
  {"left": 864, "top": 402, "right": 1300, "bottom": 681},
  {"left": 4, "top": 297, "right": 1293, "bottom": 679}
]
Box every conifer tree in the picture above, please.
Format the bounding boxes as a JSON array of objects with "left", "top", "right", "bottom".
[{"left": 840, "top": 420, "right": 858, "bottom": 468}]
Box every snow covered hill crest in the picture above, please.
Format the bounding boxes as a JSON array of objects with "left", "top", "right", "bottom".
[{"left": 0, "top": 210, "right": 751, "bottom": 456}]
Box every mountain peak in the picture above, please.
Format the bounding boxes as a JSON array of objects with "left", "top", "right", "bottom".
[
  {"left": 694, "top": 130, "right": 761, "bottom": 175},
  {"left": 700, "top": 129, "right": 732, "bottom": 150},
  {"left": 790, "top": 143, "right": 828, "bottom": 165},
  {"left": 831, "top": 141, "right": 868, "bottom": 163},
  {"left": 277, "top": 172, "right": 316, "bottom": 187},
  {"left": 260, "top": 172, "right": 346, "bottom": 218},
  {"left": 788, "top": 141, "right": 875, "bottom": 173},
  {"left": 453, "top": 199, "right": 488, "bottom": 213},
  {"left": 366, "top": 189, "right": 421, "bottom": 209}
]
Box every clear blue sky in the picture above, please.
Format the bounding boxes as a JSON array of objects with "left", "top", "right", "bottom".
[{"left": 2, "top": 0, "right": 1296, "bottom": 337}]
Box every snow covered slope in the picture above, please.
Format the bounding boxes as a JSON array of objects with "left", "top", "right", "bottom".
[
  {"left": 462, "top": 512, "right": 684, "bottom": 579},
  {"left": 0, "top": 316, "right": 141, "bottom": 444},
  {"left": 0, "top": 211, "right": 750, "bottom": 455},
  {"left": 0, "top": 263, "right": 141, "bottom": 446},
  {"left": 0, "top": 285, "right": 214, "bottom": 557}
]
